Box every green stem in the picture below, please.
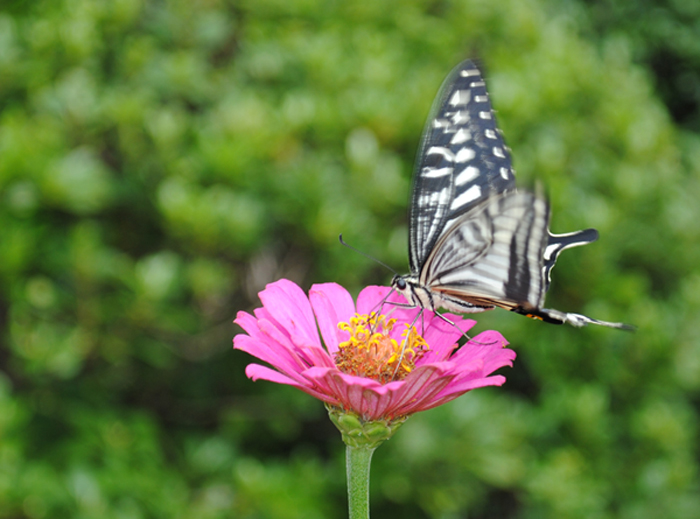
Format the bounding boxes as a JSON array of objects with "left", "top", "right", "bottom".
[{"left": 346, "top": 444, "right": 376, "bottom": 519}]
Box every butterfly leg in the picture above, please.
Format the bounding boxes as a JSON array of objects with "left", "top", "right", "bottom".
[
  {"left": 369, "top": 288, "right": 415, "bottom": 334},
  {"left": 392, "top": 308, "right": 425, "bottom": 380},
  {"left": 432, "top": 311, "right": 473, "bottom": 343}
]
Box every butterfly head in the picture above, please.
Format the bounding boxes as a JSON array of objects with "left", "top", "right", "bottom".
[
  {"left": 391, "top": 274, "right": 407, "bottom": 290},
  {"left": 391, "top": 273, "right": 410, "bottom": 294},
  {"left": 391, "top": 274, "right": 423, "bottom": 309}
]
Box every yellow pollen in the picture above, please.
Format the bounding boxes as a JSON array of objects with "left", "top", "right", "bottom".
[{"left": 335, "top": 312, "right": 429, "bottom": 384}]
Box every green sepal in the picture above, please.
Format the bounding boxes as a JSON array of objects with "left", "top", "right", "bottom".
[{"left": 326, "top": 404, "right": 408, "bottom": 449}]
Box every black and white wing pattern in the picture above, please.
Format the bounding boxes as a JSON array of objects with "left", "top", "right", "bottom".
[
  {"left": 408, "top": 61, "right": 515, "bottom": 274},
  {"left": 392, "top": 60, "right": 631, "bottom": 330}
]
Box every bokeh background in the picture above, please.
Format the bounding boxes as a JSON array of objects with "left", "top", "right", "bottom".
[{"left": 1, "top": 0, "right": 700, "bottom": 517}]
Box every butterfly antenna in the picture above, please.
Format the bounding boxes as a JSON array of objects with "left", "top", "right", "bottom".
[{"left": 338, "top": 234, "right": 399, "bottom": 275}]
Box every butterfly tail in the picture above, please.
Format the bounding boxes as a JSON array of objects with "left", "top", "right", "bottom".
[
  {"left": 515, "top": 306, "right": 635, "bottom": 330},
  {"left": 543, "top": 228, "right": 599, "bottom": 292}
]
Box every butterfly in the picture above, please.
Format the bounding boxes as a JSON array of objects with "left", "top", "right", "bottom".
[{"left": 391, "top": 59, "right": 632, "bottom": 330}]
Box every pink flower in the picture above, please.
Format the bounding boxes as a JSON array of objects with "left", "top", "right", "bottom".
[{"left": 234, "top": 279, "right": 515, "bottom": 422}]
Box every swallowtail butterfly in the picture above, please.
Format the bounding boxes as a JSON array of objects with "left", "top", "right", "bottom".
[{"left": 391, "top": 60, "right": 631, "bottom": 329}]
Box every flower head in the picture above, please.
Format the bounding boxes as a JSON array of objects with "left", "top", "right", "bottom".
[{"left": 234, "top": 279, "right": 515, "bottom": 422}]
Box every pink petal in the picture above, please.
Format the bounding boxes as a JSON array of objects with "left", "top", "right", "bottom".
[
  {"left": 295, "top": 342, "right": 338, "bottom": 369},
  {"left": 344, "top": 381, "right": 382, "bottom": 418},
  {"left": 245, "top": 364, "right": 341, "bottom": 403},
  {"left": 235, "top": 309, "right": 336, "bottom": 381},
  {"left": 258, "top": 279, "right": 320, "bottom": 346},
  {"left": 304, "top": 363, "right": 463, "bottom": 420},
  {"left": 347, "top": 379, "right": 405, "bottom": 420},
  {"left": 235, "top": 318, "right": 304, "bottom": 374},
  {"left": 453, "top": 331, "right": 514, "bottom": 374},
  {"left": 390, "top": 363, "right": 458, "bottom": 415},
  {"left": 244, "top": 362, "right": 316, "bottom": 393},
  {"left": 422, "top": 375, "right": 507, "bottom": 411},
  {"left": 236, "top": 334, "right": 316, "bottom": 387},
  {"left": 420, "top": 313, "right": 476, "bottom": 362},
  {"left": 356, "top": 285, "right": 392, "bottom": 315},
  {"left": 353, "top": 385, "right": 396, "bottom": 419},
  {"left": 234, "top": 329, "right": 292, "bottom": 371},
  {"left": 304, "top": 368, "right": 395, "bottom": 420},
  {"left": 235, "top": 310, "right": 293, "bottom": 350},
  {"left": 247, "top": 305, "right": 335, "bottom": 369},
  {"left": 423, "top": 344, "right": 514, "bottom": 408},
  {"left": 235, "top": 310, "right": 263, "bottom": 337},
  {"left": 309, "top": 283, "right": 356, "bottom": 355},
  {"left": 446, "top": 374, "right": 507, "bottom": 395},
  {"left": 245, "top": 363, "right": 302, "bottom": 385}
]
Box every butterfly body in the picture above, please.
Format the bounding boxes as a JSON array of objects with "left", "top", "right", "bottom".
[{"left": 392, "top": 60, "right": 631, "bottom": 330}]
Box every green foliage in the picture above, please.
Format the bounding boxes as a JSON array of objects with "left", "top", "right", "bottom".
[
  {"left": 582, "top": 0, "right": 700, "bottom": 132},
  {"left": 1, "top": 0, "right": 699, "bottom": 517}
]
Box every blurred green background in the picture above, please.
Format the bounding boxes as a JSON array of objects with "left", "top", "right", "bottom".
[{"left": 1, "top": 0, "right": 699, "bottom": 517}]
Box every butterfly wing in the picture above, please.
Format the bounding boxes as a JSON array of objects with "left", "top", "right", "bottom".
[
  {"left": 544, "top": 229, "right": 599, "bottom": 292},
  {"left": 409, "top": 60, "right": 516, "bottom": 274},
  {"left": 421, "top": 191, "right": 549, "bottom": 311},
  {"left": 399, "top": 59, "right": 632, "bottom": 330},
  {"left": 420, "top": 192, "right": 633, "bottom": 329}
]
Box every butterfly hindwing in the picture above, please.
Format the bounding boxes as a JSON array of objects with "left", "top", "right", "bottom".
[
  {"left": 544, "top": 229, "right": 599, "bottom": 292},
  {"left": 409, "top": 60, "right": 516, "bottom": 273},
  {"left": 423, "top": 191, "right": 548, "bottom": 311}
]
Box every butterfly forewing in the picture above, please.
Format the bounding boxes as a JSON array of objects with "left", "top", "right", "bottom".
[{"left": 409, "top": 60, "right": 516, "bottom": 273}]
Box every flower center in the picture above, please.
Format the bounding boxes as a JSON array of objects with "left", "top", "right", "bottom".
[{"left": 335, "top": 312, "right": 428, "bottom": 383}]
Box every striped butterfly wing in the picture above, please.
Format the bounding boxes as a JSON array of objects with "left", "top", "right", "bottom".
[
  {"left": 419, "top": 190, "right": 632, "bottom": 329},
  {"left": 409, "top": 60, "right": 516, "bottom": 274},
  {"left": 421, "top": 191, "right": 549, "bottom": 311}
]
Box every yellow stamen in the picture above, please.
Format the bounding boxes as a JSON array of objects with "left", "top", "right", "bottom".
[{"left": 335, "top": 312, "right": 429, "bottom": 384}]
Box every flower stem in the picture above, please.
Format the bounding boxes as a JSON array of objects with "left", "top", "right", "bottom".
[{"left": 346, "top": 444, "right": 376, "bottom": 519}]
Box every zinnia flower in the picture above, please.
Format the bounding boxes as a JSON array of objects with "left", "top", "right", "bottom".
[{"left": 234, "top": 279, "right": 515, "bottom": 423}]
